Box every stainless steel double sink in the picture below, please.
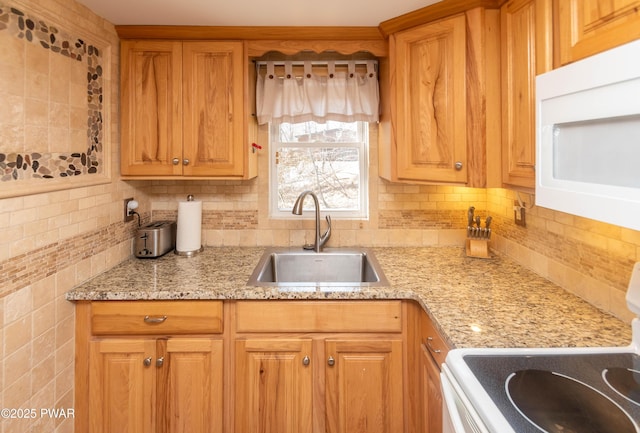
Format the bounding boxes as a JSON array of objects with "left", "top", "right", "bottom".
[{"left": 247, "top": 247, "right": 389, "bottom": 287}]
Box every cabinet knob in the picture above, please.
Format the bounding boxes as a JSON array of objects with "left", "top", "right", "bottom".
[
  {"left": 302, "top": 356, "right": 310, "bottom": 366},
  {"left": 156, "top": 357, "right": 164, "bottom": 367},
  {"left": 172, "top": 158, "right": 180, "bottom": 165},
  {"left": 454, "top": 161, "right": 463, "bottom": 171},
  {"left": 183, "top": 159, "right": 190, "bottom": 166},
  {"left": 143, "top": 357, "right": 152, "bottom": 367},
  {"left": 327, "top": 356, "right": 335, "bottom": 367}
]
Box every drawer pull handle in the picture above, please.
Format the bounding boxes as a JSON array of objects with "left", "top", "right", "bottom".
[
  {"left": 327, "top": 356, "right": 335, "bottom": 367},
  {"left": 144, "top": 315, "right": 167, "bottom": 324},
  {"left": 143, "top": 357, "right": 152, "bottom": 367},
  {"left": 302, "top": 356, "right": 310, "bottom": 366},
  {"left": 426, "top": 337, "right": 442, "bottom": 354},
  {"left": 156, "top": 357, "right": 164, "bottom": 367}
]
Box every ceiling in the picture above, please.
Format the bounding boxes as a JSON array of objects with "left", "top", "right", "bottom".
[{"left": 74, "top": 0, "right": 442, "bottom": 27}]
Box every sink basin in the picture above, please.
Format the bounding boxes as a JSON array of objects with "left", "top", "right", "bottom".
[{"left": 247, "top": 248, "right": 389, "bottom": 287}]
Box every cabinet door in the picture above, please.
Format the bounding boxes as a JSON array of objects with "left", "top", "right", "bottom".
[
  {"left": 120, "top": 41, "right": 183, "bottom": 176},
  {"left": 325, "top": 339, "right": 404, "bottom": 433},
  {"left": 89, "top": 339, "right": 156, "bottom": 433},
  {"left": 501, "top": 0, "right": 552, "bottom": 189},
  {"left": 183, "top": 42, "right": 245, "bottom": 177},
  {"left": 158, "top": 339, "right": 224, "bottom": 433},
  {"left": 558, "top": 0, "right": 640, "bottom": 65},
  {"left": 393, "top": 15, "right": 467, "bottom": 184},
  {"left": 235, "top": 339, "right": 313, "bottom": 433},
  {"left": 420, "top": 345, "right": 443, "bottom": 433}
]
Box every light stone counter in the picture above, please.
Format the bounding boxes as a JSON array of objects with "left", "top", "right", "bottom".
[{"left": 66, "top": 246, "right": 632, "bottom": 349}]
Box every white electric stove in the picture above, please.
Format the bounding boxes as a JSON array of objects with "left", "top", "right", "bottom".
[{"left": 441, "top": 262, "right": 640, "bottom": 433}]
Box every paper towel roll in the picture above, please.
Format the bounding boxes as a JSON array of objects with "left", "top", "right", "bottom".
[{"left": 176, "top": 199, "right": 202, "bottom": 254}]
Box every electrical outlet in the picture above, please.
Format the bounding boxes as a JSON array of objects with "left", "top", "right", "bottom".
[
  {"left": 124, "top": 198, "right": 135, "bottom": 222},
  {"left": 514, "top": 200, "right": 526, "bottom": 227}
]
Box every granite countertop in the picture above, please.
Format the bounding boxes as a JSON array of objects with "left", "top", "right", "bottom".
[{"left": 66, "top": 246, "right": 632, "bottom": 349}]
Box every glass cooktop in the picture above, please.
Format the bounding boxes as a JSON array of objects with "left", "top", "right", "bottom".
[{"left": 463, "top": 352, "right": 640, "bottom": 433}]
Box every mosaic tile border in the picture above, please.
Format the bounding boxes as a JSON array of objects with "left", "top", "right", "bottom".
[
  {"left": 0, "top": 2, "right": 103, "bottom": 181},
  {"left": 378, "top": 209, "right": 475, "bottom": 230},
  {"left": 153, "top": 210, "right": 259, "bottom": 230},
  {"left": 0, "top": 217, "right": 140, "bottom": 300}
]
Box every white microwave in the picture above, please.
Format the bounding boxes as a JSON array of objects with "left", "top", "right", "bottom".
[{"left": 536, "top": 39, "right": 640, "bottom": 231}]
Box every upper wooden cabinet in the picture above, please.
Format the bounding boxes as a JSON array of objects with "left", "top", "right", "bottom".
[
  {"left": 500, "top": 0, "right": 552, "bottom": 189},
  {"left": 120, "top": 40, "right": 257, "bottom": 179},
  {"left": 383, "top": 15, "right": 467, "bottom": 185},
  {"left": 380, "top": 10, "right": 501, "bottom": 187},
  {"left": 557, "top": 0, "right": 640, "bottom": 65}
]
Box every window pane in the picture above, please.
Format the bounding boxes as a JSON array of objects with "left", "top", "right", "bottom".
[
  {"left": 278, "top": 121, "right": 362, "bottom": 143},
  {"left": 276, "top": 147, "right": 361, "bottom": 211}
]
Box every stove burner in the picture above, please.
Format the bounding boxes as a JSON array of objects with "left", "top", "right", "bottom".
[
  {"left": 604, "top": 368, "right": 640, "bottom": 406},
  {"left": 506, "top": 369, "right": 638, "bottom": 433}
]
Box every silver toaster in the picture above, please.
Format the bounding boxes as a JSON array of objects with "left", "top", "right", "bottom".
[{"left": 135, "top": 221, "right": 176, "bottom": 258}]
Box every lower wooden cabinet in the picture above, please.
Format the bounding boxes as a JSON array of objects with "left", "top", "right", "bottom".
[
  {"left": 233, "top": 300, "right": 404, "bottom": 433},
  {"left": 234, "top": 339, "right": 313, "bottom": 433},
  {"left": 89, "top": 337, "right": 223, "bottom": 433},
  {"left": 325, "top": 339, "right": 404, "bottom": 433},
  {"left": 77, "top": 300, "right": 412, "bottom": 433},
  {"left": 420, "top": 344, "right": 443, "bottom": 433},
  {"left": 235, "top": 337, "right": 404, "bottom": 433},
  {"left": 418, "top": 310, "right": 451, "bottom": 433},
  {"left": 75, "top": 301, "right": 225, "bottom": 433}
]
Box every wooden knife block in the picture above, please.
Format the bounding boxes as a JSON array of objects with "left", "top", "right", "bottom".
[{"left": 466, "top": 238, "right": 490, "bottom": 258}]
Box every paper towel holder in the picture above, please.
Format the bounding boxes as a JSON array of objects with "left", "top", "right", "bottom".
[{"left": 175, "top": 194, "right": 204, "bottom": 257}]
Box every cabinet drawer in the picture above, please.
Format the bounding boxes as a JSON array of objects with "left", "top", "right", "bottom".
[
  {"left": 236, "top": 301, "right": 402, "bottom": 333},
  {"left": 91, "top": 300, "right": 223, "bottom": 335},
  {"left": 422, "top": 314, "right": 449, "bottom": 367}
]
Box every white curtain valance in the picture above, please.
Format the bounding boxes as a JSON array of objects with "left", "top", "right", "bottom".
[{"left": 255, "top": 60, "right": 379, "bottom": 125}]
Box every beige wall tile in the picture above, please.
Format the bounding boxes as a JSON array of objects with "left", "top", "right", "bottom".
[
  {"left": 3, "top": 370, "right": 31, "bottom": 409},
  {"left": 4, "top": 288, "right": 33, "bottom": 325},
  {"left": 4, "top": 342, "right": 32, "bottom": 387},
  {"left": 4, "top": 316, "right": 32, "bottom": 355}
]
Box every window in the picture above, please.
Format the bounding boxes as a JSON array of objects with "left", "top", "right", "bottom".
[{"left": 269, "top": 120, "right": 369, "bottom": 219}]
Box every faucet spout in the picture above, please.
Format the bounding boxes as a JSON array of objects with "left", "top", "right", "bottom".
[{"left": 292, "top": 190, "right": 332, "bottom": 252}]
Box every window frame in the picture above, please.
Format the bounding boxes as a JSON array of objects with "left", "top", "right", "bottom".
[{"left": 268, "top": 120, "right": 370, "bottom": 220}]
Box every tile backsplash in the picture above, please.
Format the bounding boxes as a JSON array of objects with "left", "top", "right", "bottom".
[{"left": 0, "top": 0, "right": 123, "bottom": 431}]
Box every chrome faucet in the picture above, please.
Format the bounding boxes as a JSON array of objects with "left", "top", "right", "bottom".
[{"left": 292, "top": 190, "right": 331, "bottom": 252}]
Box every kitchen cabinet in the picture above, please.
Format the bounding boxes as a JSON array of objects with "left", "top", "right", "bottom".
[
  {"left": 418, "top": 310, "right": 450, "bottom": 433},
  {"left": 379, "top": 9, "right": 501, "bottom": 187},
  {"left": 235, "top": 338, "right": 313, "bottom": 433},
  {"left": 500, "top": 0, "right": 552, "bottom": 189},
  {"left": 89, "top": 338, "right": 223, "bottom": 433},
  {"left": 120, "top": 40, "right": 256, "bottom": 179},
  {"left": 556, "top": 0, "right": 640, "bottom": 66},
  {"left": 76, "top": 301, "right": 224, "bottom": 433},
  {"left": 325, "top": 338, "right": 403, "bottom": 433},
  {"left": 234, "top": 301, "right": 404, "bottom": 433},
  {"left": 383, "top": 14, "right": 467, "bottom": 185}
]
